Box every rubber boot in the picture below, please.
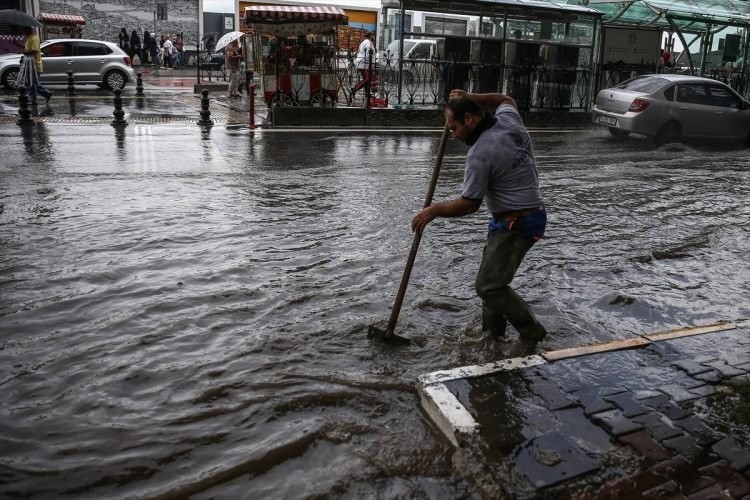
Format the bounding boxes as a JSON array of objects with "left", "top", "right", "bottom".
[
  {"left": 506, "top": 308, "right": 547, "bottom": 357},
  {"left": 482, "top": 303, "right": 507, "bottom": 338},
  {"left": 508, "top": 308, "right": 547, "bottom": 342}
]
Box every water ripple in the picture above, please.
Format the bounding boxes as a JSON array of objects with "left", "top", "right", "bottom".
[{"left": 0, "top": 125, "right": 747, "bottom": 498}]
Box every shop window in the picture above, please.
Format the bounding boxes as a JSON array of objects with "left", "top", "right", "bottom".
[{"left": 479, "top": 17, "right": 503, "bottom": 39}]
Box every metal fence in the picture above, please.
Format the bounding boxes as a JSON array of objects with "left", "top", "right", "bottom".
[
  {"left": 197, "top": 50, "right": 227, "bottom": 82},
  {"left": 198, "top": 49, "right": 749, "bottom": 107},
  {"left": 260, "top": 51, "right": 595, "bottom": 111}
]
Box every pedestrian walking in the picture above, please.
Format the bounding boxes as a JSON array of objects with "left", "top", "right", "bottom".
[
  {"left": 142, "top": 30, "right": 151, "bottom": 64},
  {"left": 353, "top": 31, "right": 376, "bottom": 94},
  {"left": 130, "top": 30, "right": 141, "bottom": 64},
  {"left": 225, "top": 39, "right": 242, "bottom": 98},
  {"left": 162, "top": 36, "right": 173, "bottom": 68},
  {"left": 19, "top": 26, "right": 52, "bottom": 105},
  {"left": 173, "top": 34, "right": 184, "bottom": 69},
  {"left": 411, "top": 89, "right": 548, "bottom": 358},
  {"left": 149, "top": 33, "right": 159, "bottom": 66},
  {"left": 118, "top": 28, "right": 129, "bottom": 53}
]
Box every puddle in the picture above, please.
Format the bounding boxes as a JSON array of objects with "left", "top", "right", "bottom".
[
  {"left": 513, "top": 431, "right": 599, "bottom": 489},
  {"left": 691, "top": 379, "right": 750, "bottom": 444}
]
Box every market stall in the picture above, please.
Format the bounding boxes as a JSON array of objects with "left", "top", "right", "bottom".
[
  {"left": 38, "top": 12, "right": 85, "bottom": 41},
  {"left": 244, "top": 4, "right": 348, "bottom": 107}
]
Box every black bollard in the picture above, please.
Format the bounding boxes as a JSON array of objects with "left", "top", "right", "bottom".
[
  {"left": 111, "top": 88, "right": 128, "bottom": 127},
  {"left": 66, "top": 70, "right": 76, "bottom": 97},
  {"left": 17, "top": 85, "right": 35, "bottom": 126},
  {"left": 136, "top": 72, "right": 144, "bottom": 97},
  {"left": 197, "top": 88, "right": 213, "bottom": 127}
]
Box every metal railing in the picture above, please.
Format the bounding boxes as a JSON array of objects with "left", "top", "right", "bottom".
[
  {"left": 260, "top": 50, "right": 595, "bottom": 111},
  {"left": 197, "top": 50, "right": 227, "bottom": 82}
]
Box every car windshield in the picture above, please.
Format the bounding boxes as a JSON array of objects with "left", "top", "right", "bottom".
[
  {"left": 615, "top": 76, "right": 669, "bottom": 93},
  {"left": 386, "top": 40, "right": 417, "bottom": 55}
]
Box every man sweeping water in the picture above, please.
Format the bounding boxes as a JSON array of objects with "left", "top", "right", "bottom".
[{"left": 411, "top": 89, "right": 548, "bottom": 357}]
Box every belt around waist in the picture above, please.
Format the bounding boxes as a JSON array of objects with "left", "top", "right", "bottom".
[{"left": 492, "top": 206, "right": 542, "bottom": 220}]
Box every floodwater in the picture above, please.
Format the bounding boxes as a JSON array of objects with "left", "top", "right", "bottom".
[{"left": 1, "top": 123, "right": 748, "bottom": 498}]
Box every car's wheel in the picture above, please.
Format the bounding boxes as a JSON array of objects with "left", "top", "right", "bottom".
[
  {"left": 104, "top": 69, "right": 127, "bottom": 90},
  {"left": 1, "top": 67, "right": 20, "bottom": 89},
  {"left": 608, "top": 127, "right": 630, "bottom": 138},
  {"left": 654, "top": 121, "right": 681, "bottom": 146}
]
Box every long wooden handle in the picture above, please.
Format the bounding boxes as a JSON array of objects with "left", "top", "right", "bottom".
[{"left": 385, "top": 122, "right": 450, "bottom": 337}]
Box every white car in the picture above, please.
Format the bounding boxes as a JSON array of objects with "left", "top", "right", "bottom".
[
  {"left": 383, "top": 39, "right": 437, "bottom": 62},
  {"left": 380, "top": 39, "right": 438, "bottom": 85},
  {"left": 0, "top": 38, "right": 137, "bottom": 90},
  {"left": 592, "top": 74, "right": 750, "bottom": 145}
]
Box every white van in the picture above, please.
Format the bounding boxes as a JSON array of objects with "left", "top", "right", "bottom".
[{"left": 384, "top": 39, "right": 437, "bottom": 61}]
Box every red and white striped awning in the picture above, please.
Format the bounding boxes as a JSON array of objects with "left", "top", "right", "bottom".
[
  {"left": 244, "top": 5, "right": 347, "bottom": 35},
  {"left": 38, "top": 12, "right": 86, "bottom": 26},
  {"left": 244, "top": 5, "right": 347, "bottom": 23}
]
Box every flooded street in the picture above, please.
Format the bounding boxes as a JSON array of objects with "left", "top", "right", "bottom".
[{"left": 1, "top": 123, "right": 748, "bottom": 498}]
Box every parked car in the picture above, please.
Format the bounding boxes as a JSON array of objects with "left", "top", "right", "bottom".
[
  {"left": 381, "top": 39, "right": 438, "bottom": 85},
  {"left": 591, "top": 74, "right": 750, "bottom": 145},
  {"left": 382, "top": 39, "right": 437, "bottom": 63},
  {"left": 0, "top": 39, "right": 136, "bottom": 90}
]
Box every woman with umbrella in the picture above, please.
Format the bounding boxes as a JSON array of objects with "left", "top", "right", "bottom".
[
  {"left": 215, "top": 32, "right": 245, "bottom": 98},
  {"left": 0, "top": 10, "right": 50, "bottom": 103},
  {"left": 20, "top": 26, "right": 52, "bottom": 105}
]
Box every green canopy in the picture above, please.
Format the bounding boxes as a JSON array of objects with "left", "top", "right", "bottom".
[{"left": 569, "top": 0, "right": 750, "bottom": 31}]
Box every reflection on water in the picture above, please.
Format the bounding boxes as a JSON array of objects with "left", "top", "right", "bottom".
[
  {"left": 0, "top": 125, "right": 748, "bottom": 498},
  {"left": 113, "top": 124, "right": 126, "bottom": 154},
  {"left": 20, "top": 123, "right": 53, "bottom": 161}
]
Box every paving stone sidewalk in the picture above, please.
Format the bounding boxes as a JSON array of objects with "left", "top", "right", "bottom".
[
  {"left": 419, "top": 323, "right": 750, "bottom": 499},
  {"left": 0, "top": 66, "right": 268, "bottom": 127}
]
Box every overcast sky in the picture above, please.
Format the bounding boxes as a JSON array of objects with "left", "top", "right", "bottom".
[{"left": 203, "top": 0, "right": 234, "bottom": 13}]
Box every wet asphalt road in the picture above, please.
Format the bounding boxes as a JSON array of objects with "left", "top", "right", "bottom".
[{"left": 0, "top": 122, "right": 748, "bottom": 498}]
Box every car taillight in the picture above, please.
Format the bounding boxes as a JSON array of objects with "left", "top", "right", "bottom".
[
  {"left": 124, "top": 56, "right": 131, "bottom": 66},
  {"left": 629, "top": 98, "right": 650, "bottom": 112}
]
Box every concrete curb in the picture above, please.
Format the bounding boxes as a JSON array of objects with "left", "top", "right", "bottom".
[{"left": 417, "top": 321, "right": 736, "bottom": 447}]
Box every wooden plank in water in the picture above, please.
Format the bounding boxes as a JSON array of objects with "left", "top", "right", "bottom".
[
  {"left": 542, "top": 337, "right": 650, "bottom": 362},
  {"left": 645, "top": 321, "right": 736, "bottom": 342}
]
